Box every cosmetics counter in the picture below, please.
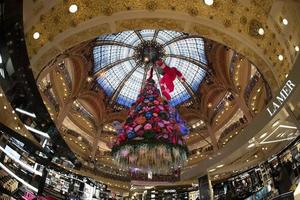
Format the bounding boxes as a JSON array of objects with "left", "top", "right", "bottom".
[
  {"left": 0, "top": 124, "right": 123, "bottom": 200},
  {"left": 212, "top": 136, "right": 300, "bottom": 200},
  {"left": 143, "top": 186, "right": 199, "bottom": 200},
  {"left": 43, "top": 168, "right": 111, "bottom": 200},
  {"left": 0, "top": 130, "right": 48, "bottom": 199},
  {"left": 212, "top": 164, "right": 275, "bottom": 200}
]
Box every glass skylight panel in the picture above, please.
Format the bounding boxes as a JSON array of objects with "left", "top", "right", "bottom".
[
  {"left": 165, "top": 38, "right": 207, "bottom": 65},
  {"left": 117, "top": 67, "right": 144, "bottom": 107},
  {"left": 169, "top": 79, "right": 191, "bottom": 106},
  {"left": 156, "top": 30, "right": 184, "bottom": 44},
  {"left": 97, "top": 31, "right": 135, "bottom": 44},
  {"left": 140, "top": 29, "right": 155, "bottom": 41},
  {"left": 96, "top": 60, "right": 136, "bottom": 96},
  {"left": 93, "top": 45, "right": 132, "bottom": 72}
]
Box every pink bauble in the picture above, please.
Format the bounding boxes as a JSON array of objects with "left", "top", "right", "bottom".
[
  {"left": 134, "top": 125, "right": 142, "bottom": 132},
  {"left": 144, "top": 123, "right": 152, "bottom": 130},
  {"left": 158, "top": 105, "right": 164, "bottom": 110},
  {"left": 163, "top": 120, "right": 170, "bottom": 125},
  {"left": 154, "top": 100, "right": 160, "bottom": 105},
  {"left": 153, "top": 107, "right": 160, "bottom": 113},
  {"left": 178, "top": 139, "right": 183, "bottom": 145},
  {"left": 143, "top": 106, "right": 150, "bottom": 111},
  {"left": 158, "top": 122, "right": 165, "bottom": 128}
]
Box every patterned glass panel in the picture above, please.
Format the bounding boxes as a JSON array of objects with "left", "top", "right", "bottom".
[
  {"left": 93, "top": 45, "right": 133, "bottom": 72},
  {"left": 165, "top": 38, "right": 207, "bottom": 65},
  {"left": 96, "top": 60, "right": 136, "bottom": 96},
  {"left": 155, "top": 30, "right": 185, "bottom": 44},
  {"left": 117, "top": 67, "right": 144, "bottom": 107},
  {"left": 140, "top": 29, "right": 156, "bottom": 41}
]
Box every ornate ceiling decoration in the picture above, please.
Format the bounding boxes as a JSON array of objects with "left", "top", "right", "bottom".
[{"left": 24, "top": 0, "right": 300, "bottom": 95}]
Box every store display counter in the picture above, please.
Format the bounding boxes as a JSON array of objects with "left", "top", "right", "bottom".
[{"left": 294, "top": 182, "right": 300, "bottom": 200}]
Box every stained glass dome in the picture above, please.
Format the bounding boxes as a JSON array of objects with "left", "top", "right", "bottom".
[{"left": 93, "top": 30, "right": 207, "bottom": 107}]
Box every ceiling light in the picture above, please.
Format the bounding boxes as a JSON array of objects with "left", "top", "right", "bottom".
[
  {"left": 247, "top": 143, "right": 255, "bottom": 148},
  {"left": 282, "top": 18, "right": 288, "bottom": 25},
  {"left": 33, "top": 32, "right": 40, "bottom": 40},
  {"left": 254, "top": 154, "right": 258, "bottom": 158},
  {"left": 260, "top": 132, "right": 267, "bottom": 139},
  {"left": 216, "top": 164, "right": 224, "bottom": 168},
  {"left": 258, "top": 28, "right": 264, "bottom": 35},
  {"left": 272, "top": 120, "right": 280, "bottom": 127},
  {"left": 203, "top": 0, "right": 214, "bottom": 6},
  {"left": 69, "top": 4, "right": 78, "bottom": 13},
  {"left": 0, "top": 54, "right": 2, "bottom": 64},
  {"left": 207, "top": 103, "right": 212, "bottom": 108},
  {"left": 0, "top": 93, "right": 3, "bottom": 97},
  {"left": 3, "top": 106, "right": 7, "bottom": 109},
  {"left": 208, "top": 168, "right": 216, "bottom": 172},
  {"left": 278, "top": 54, "right": 283, "bottom": 61},
  {"left": 295, "top": 46, "right": 299, "bottom": 52}
]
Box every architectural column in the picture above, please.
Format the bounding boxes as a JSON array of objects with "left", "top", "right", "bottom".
[
  {"left": 55, "top": 98, "right": 75, "bottom": 129},
  {"left": 91, "top": 124, "right": 102, "bottom": 160},
  {"left": 207, "top": 123, "right": 218, "bottom": 151},
  {"left": 233, "top": 93, "right": 253, "bottom": 122}
]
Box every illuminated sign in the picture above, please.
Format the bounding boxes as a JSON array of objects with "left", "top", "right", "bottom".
[{"left": 266, "top": 80, "right": 295, "bottom": 117}]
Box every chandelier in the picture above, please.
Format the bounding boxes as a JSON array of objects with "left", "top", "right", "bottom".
[{"left": 111, "top": 78, "right": 189, "bottom": 174}]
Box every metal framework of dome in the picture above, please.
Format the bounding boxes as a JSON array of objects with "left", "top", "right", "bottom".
[{"left": 93, "top": 29, "right": 207, "bottom": 107}]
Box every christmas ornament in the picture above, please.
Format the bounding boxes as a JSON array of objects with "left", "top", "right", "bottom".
[{"left": 111, "top": 70, "right": 189, "bottom": 174}]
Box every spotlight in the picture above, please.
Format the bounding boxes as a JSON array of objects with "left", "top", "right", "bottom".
[
  {"left": 144, "top": 57, "right": 150, "bottom": 62},
  {"left": 258, "top": 28, "right": 264, "bottom": 36},
  {"left": 282, "top": 18, "right": 288, "bottom": 25},
  {"left": 278, "top": 54, "right": 283, "bottom": 61},
  {"left": 33, "top": 32, "right": 40, "bottom": 40},
  {"left": 69, "top": 4, "right": 78, "bottom": 13},
  {"left": 295, "top": 46, "right": 299, "bottom": 52},
  {"left": 203, "top": 0, "right": 214, "bottom": 6}
]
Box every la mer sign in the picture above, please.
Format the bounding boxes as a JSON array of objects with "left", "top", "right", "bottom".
[{"left": 267, "top": 80, "right": 295, "bottom": 117}]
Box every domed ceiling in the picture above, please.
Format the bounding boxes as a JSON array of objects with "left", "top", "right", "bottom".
[
  {"left": 93, "top": 30, "right": 207, "bottom": 107},
  {"left": 20, "top": 0, "right": 300, "bottom": 191},
  {"left": 36, "top": 29, "right": 273, "bottom": 186}
]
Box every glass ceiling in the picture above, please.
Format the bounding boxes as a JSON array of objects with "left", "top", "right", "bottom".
[{"left": 93, "top": 30, "right": 207, "bottom": 107}]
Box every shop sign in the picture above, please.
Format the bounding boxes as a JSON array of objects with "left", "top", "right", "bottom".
[{"left": 267, "top": 80, "right": 295, "bottom": 117}]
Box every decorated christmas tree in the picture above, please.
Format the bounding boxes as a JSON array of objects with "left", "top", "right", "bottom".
[{"left": 112, "top": 70, "right": 189, "bottom": 174}]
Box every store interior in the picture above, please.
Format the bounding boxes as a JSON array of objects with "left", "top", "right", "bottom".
[{"left": 1, "top": 0, "right": 300, "bottom": 199}]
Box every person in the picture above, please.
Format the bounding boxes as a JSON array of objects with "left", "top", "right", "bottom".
[
  {"left": 155, "top": 60, "right": 185, "bottom": 100},
  {"left": 277, "top": 161, "right": 292, "bottom": 194}
]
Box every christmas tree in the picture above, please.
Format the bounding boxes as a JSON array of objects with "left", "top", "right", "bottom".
[{"left": 112, "top": 69, "right": 189, "bottom": 174}]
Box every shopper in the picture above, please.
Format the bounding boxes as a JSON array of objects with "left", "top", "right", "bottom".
[{"left": 277, "top": 162, "right": 292, "bottom": 194}]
